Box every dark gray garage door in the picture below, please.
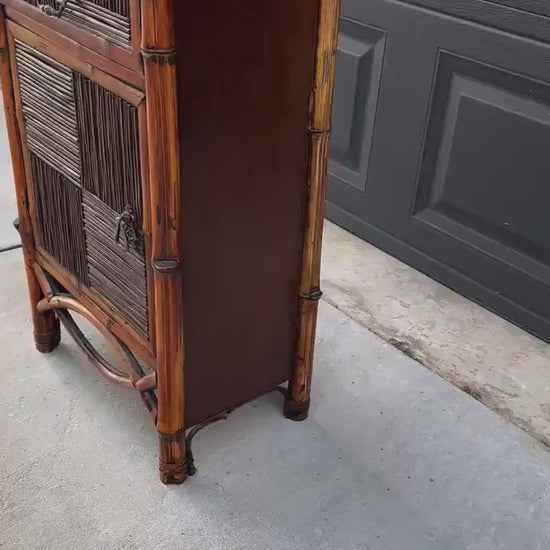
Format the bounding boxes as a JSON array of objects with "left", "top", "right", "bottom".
[{"left": 327, "top": 0, "right": 550, "bottom": 341}]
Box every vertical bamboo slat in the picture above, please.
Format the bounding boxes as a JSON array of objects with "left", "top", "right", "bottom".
[
  {"left": 140, "top": 0, "right": 186, "bottom": 484},
  {"left": 30, "top": 153, "right": 89, "bottom": 285},
  {"left": 286, "top": 0, "right": 341, "bottom": 421},
  {"left": 0, "top": 6, "right": 60, "bottom": 353}
]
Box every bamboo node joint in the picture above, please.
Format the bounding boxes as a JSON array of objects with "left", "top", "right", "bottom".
[
  {"left": 307, "top": 127, "right": 331, "bottom": 137},
  {"left": 141, "top": 48, "right": 177, "bottom": 67},
  {"left": 151, "top": 258, "right": 184, "bottom": 274},
  {"left": 157, "top": 428, "right": 186, "bottom": 443},
  {"left": 300, "top": 287, "right": 323, "bottom": 301}
]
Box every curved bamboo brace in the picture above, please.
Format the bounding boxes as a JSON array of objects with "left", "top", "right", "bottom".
[
  {"left": 33, "top": 262, "right": 159, "bottom": 419},
  {"left": 37, "top": 295, "right": 137, "bottom": 389},
  {"left": 37, "top": 293, "right": 159, "bottom": 420}
]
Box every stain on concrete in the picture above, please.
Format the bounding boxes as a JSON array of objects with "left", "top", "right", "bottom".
[{"left": 322, "top": 221, "right": 550, "bottom": 449}]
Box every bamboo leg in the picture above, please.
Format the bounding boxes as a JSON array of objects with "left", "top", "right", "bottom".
[
  {"left": 285, "top": 291, "right": 321, "bottom": 421},
  {"left": 30, "top": 284, "right": 61, "bottom": 353},
  {"left": 21, "top": 234, "right": 60, "bottom": 353},
  {"left": 285, "top": 131, "right": 330, "bottom": 421},
  {"left": 155, "top": 276, "right": 186, "bottom": 485},
  {"left": 285, "top": 0, "right": 341, "bottom": 421},
  {"left": 141, "top": 0, "right": 187, "bottom": 483},
  {"left": 0, "top": 9, "right": 60, "bottom": 353}
]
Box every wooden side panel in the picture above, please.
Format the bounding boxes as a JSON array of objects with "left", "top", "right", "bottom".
[{"left": 174, "top": 0, "right": 320, "bottom": 425}]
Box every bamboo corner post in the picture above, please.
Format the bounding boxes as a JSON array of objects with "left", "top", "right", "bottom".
[
  {"left": 285, "top": 0, "right": 341, "bottom": 422},
  {"left": 141, "top": 0, "right": 186, "bottom": 484}
]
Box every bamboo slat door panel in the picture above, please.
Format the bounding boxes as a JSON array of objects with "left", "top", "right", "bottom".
[{"left": 7, "top": 22, "right": 154, "bottom": 353}]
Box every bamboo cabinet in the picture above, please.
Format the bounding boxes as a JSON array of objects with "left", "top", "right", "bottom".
[{"left": 0, "top": 0, "right": 340, "bottom": 483}]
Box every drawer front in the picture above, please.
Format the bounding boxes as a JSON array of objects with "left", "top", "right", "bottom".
[
  {"left": 22, "top": 0, "right": 132, "bottom": 49},
  {"left": 3, "top": 0, "right": 141, "bottom": 75},
  {"left": 10, "top": 27, "right": 152, "bottom": 344}
]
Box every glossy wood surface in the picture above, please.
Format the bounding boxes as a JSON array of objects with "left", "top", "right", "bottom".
[{"left": 175, "top": 0, "right": 320, "bottom": 426}]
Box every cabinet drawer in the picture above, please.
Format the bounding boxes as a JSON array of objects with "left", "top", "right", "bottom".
[
  {"left": 8, "top": 21, "right": 153, "bottom": 353},
  {"left": 3, "top": 0, "right": 141, "bottom": 73}
]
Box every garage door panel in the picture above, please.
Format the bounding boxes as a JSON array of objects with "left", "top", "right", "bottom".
[
  {"left": 326, "top": 171, "right": 369, "bottom": 218},
  {"left": 485, "top": 0, "right": 550, "bottom": 18},
  {"left": 414, "top": 50, "right": 550, "bottom": 268},
  {"left": 329, "top": 18, "right": 386, "bottom": 193},
  {"left": 328, "top": 0, "right": 550, "bottom": 340},
  {"left": 343, "top": 0, "right": 550, "bottom": 43}
]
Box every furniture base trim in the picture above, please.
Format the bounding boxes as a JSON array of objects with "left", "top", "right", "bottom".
[{"left": 184, "top": 410, "right": 231, "bottom": 477}]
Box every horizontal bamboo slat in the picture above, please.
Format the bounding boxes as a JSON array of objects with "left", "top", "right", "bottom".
[
  {"left": 14, "top": 40, "right": 81, "bottom": 184},
  {"left": 83, "top": 190, "right": 149, "bottom": 339}
]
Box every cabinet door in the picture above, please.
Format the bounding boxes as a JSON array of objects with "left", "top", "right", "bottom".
[{"left": 8, "top": 22, "right": 153, "bottom": 351}]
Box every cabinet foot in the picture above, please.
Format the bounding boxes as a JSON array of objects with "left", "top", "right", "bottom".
[
  {"left": 159, "top": 463, "right": 188, "bottom": 485},
  {"left": 159, "top": 461, "right": 188, "bottom": 485},
  {"left": 283, "top": 397, "right": 310, "bottom": 422},
  {"left": 34, "top": 316, "right": 61, "bottom": 353},
  {"left": 158, "top": 431, "right": 187, "bottom": 485}
]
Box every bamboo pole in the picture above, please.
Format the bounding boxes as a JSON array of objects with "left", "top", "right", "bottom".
[
  {"left": 285, "top": 0, "right": 341, "bottom": 421},
  {"left": 140, "top": 0, "right": 186, "bottom": 484},
  {"left": 0, "top": 5, "right": 60, "bottom": 353}
]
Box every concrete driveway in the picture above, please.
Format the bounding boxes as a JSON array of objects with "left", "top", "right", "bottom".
[{"left": 1, "top": 247, "right": 550, "bottom": 550}]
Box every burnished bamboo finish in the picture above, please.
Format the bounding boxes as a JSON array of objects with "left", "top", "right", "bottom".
[
  {"left": 140, "top": 0, "right": 186, "bottom": 484},
  {"left": 286, "top": 0, "right": 341, "bottom": 421},
  {"left": 0, "top": 5, "right": 60, "bottom": 353}
]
